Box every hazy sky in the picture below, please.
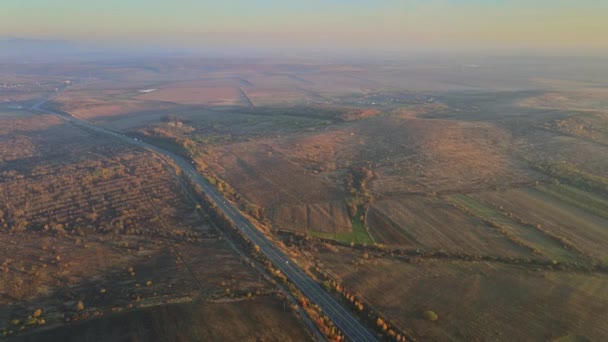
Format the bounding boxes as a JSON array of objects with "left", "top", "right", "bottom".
[{"left": 2, "top": 0, "right": 607, "bottom": 54}]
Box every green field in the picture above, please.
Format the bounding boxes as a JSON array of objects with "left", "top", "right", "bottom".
[{"left": 535, "top": 184, "right": 608, "bottom": 220}]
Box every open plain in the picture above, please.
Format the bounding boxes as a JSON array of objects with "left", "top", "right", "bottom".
[{"left": 1, "top": 56, "right": 607, "bottom": 340}]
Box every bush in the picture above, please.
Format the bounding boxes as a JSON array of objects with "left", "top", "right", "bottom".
[
  {"left": 32, "top": 309, "right": 42, "bottom": 318},
  {"left": 423, "top": 310, "right": 438, "bottom": 321}
]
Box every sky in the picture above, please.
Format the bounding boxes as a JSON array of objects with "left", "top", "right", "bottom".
[{"left": 1, "top": 0, "right": 607, "bottom": 55}]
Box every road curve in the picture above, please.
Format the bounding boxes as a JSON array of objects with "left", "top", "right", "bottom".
[{"left": 32, "top": 98, "right": 378, "bottom": 342}]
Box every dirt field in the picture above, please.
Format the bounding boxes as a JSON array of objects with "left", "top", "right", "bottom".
[
  {"left": 272, "top": 201, "right": 353, "bottom": 235},
  {"left": 368, "top": 196, "right": 535, "bottom": 258},
  {"left": 314, "top": 247, "right": 608, "bottom": 341},
  {"left": 207, "top": 144, "right": 341, "bottom": 206}
]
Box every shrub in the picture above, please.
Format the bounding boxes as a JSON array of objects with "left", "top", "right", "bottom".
[
  {"left": 32, "top": 309, "right": 42, "bottom": 318},
  {"left": 423, "top": 310, "right": 438, "bottom": 321}
]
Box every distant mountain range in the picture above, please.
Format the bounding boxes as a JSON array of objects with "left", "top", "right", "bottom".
[
  {"left": 0, "top": 38, "right": 81, "bottom": 59},
  {"left": 0, "top": 38, "right": 185, "bottom": 61}
]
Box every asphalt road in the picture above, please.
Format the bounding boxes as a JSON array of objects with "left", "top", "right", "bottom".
[{"left": 31, "top": 98, "right": 378, "bottom": 342}]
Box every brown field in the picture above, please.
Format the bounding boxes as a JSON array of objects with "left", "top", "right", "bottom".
[
  {"left": 202, "top": 142, "right": 352, "bottom": 234},
  {"left": 135, "top": 86, "right": 245, "bottom": 105},
  {"left": 152, "top": 79, "right": 246, "bottom": 88},
  {"left": 314, "top": 246, "right": 608, "bottom": 341},
  {"left": 471, "top": 188, "right": 608, "bottom": 263},
  {"left": 271, "top": 205, "right": 309, "bottom": 232},
  {"left": 16, "top": 296, "right": 312, "bottom": 342},
  {"left": 367, "top": 197, "right": 535, "bottom": 258},
  {"left": 204, "top": 143, "right": 342, "bottom": 207},
  {"left": 272, "top": 201, "right": 353, "bottom": 235},
  {"left": 51, "top": 90, "right": 177, "bottom": 120},
  {"left": 366, "top": 207, "right": 412, "bottom": 246}
]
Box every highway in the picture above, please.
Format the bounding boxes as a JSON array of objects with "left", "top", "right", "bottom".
[{"left": 31, "top": 97, "right": 378, "bottom": 342}]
